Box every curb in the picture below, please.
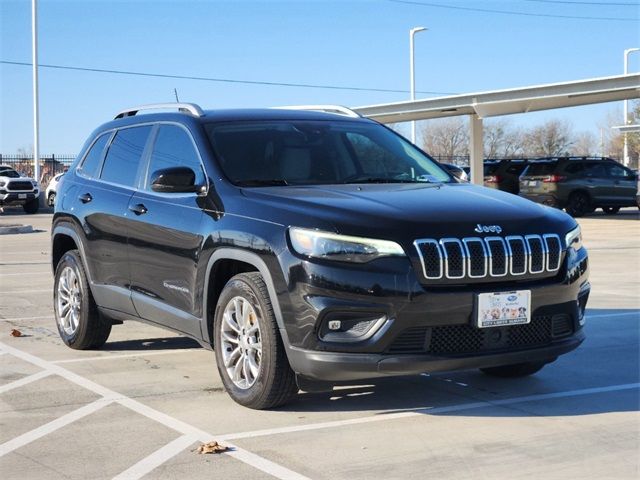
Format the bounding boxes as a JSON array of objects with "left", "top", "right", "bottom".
[{"left": 0, "top": 224, "right": 34, "bottom": 235}]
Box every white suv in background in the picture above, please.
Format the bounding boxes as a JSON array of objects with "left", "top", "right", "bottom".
[
  {"left": 0, "top": 165, "right": 40, "bottom": 214},
  {"left": 46, "top": 172, "right": 65, "bottom": 207}
]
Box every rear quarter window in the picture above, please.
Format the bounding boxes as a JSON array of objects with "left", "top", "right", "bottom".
[
  {"left": 523, "top": 162, "right": 557, "bottom": 176},
  {"left": 79, "top": 133, "right": 110, "bottom": 178}
]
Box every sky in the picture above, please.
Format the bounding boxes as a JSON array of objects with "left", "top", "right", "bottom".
[{"left": 0, "top": 0, "right": 638, "bottom": 154}]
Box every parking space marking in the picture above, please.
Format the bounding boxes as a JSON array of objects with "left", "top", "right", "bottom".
[
  {"left": 0, "top": 272, "right": 50, "bottom": 276},
  {"left": 112, "top": 434, "right": 200, "bottom": 480},
  {"left": 0, "top": 370, "right": 53, "bottom": 394},
  {"left": 0, "top": 342, "right": 311, "bottom": 480},
  {"left": 52, "top": 349, "right": 205, "bottom": 364},
  {"left": 0, "top": 315, "right": 54, "bottom": 322},
  {"left": 0, "top": 289, "right": 52, "bottom": 295},
  {"left": 0, "top": 397, "right": 115, "bottom": 457},
  {"left": 221, "top": 382, "right": 640, "bottom": 442}
]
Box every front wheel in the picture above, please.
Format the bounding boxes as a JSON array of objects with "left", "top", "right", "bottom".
[
  {"left": 23, "top": 198, "right": 39, "bottom": 214},
  {"left": 54, "top": 250, "right": 111, "bottom": 349},
  {"left": 47, "top": 192, "right": 56, "bottom": 207},
  {"left": 214, "top": 272, "right": 297, "bottom": 409},
  {"left": 480, "top": 360, "right": 551, "bottom": 378}
]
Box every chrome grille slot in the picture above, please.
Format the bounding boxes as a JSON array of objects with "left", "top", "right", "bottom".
[
  {"left": 525, "top": 235, "right": 545, "bottom": 274},
  {"left": 543, "top": 234, "right": 562, "bottom": 271},
  {"left": 414, "top": 233, "right": 564, "bottom": 282},
  {"left": 506, "top": 236, "right": 527, "bottom": 275},
  {"left": 440, "top": 239, "right": 465, "bottom": 279}
]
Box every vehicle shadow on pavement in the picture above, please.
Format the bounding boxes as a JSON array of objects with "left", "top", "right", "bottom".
[
  {"left": 103, "top": 336, "right": 202, "bottom": 351},
  {"left": 581, "top": 210, "right": 639, "bottom": 221}
]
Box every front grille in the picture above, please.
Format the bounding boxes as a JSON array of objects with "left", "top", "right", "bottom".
[
  {"left": 386, "top": 314, "right": 573, "bottom": 355},
  {"left": 414, "top": 234, "right": 562, "bottom": 283},
  {"left": 7, "top": 181, "right": 34, "bottom": 191}
]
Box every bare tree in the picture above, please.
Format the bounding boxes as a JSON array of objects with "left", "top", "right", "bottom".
[
  {"left": 522, "top": 119, "right": 574, "bottom": 157},
  {"left": 571, "top": 131, "right": 598, "bottom": 156},
  {"left": 483, "top": 119, "right": 524, "bottom": 158},
  {"left": 420, "top": 117, "right": 469, "bottom": 159}
]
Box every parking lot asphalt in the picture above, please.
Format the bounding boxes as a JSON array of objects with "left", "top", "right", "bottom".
[{"left": 0, "top": 208, "right": 638, "bottom": 479}]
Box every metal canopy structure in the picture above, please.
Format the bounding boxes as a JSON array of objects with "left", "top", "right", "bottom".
[{"left": 354, "top": 73, "right": 640, "bottom": 183}]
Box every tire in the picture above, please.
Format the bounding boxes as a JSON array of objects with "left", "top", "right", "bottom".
[
  {"left": 565, "top": 192, "right": 590, "bottom": 218},
  {"left": 602, "top": 207, "right": 620, "bottom": 215},
  {"left": 22, "top": 198, "right": 39, "bottom": 214},
  {"left": 213, "top": 272, "right": 297, "bottom": 409},
  {"left": 480, "top": 360, "right": 550, "bottom": 378},
  {"left": 53, "top": 250, "right": 111, "bottom": 349},
  {"left": 48, "top": 192, "right": 56, "bottom": 207}
]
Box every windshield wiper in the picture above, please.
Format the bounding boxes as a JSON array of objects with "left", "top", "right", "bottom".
[
  {"left": 236, "top": 179, "right": 289, "bottom": 187},
  {"left": 343, "top": 176, "right": 419, "bottom": 184}
]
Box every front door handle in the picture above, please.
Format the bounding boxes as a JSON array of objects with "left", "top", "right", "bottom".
[
  {"left": 129, "top": 203, "right": 148, "bottom": 215},
  {"left": 78, "top": 193, "right": 92, "bottom": 204}
]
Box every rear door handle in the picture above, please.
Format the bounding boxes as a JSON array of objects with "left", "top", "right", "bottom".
[
  {"left": 129, "top": 203, "right": 148, "bottom": 215},
  {"left": 78, "top": 193, "right": 92, "bottom": 203}
]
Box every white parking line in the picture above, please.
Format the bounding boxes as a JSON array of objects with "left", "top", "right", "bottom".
[
  {"left": 0, "top": 342, "right": 310, "bottom": 480},
  {"left": 0, "top": 315, "right": 53, "bottom": 322},
  {"left": 0, "top": 289, "right": 52, "bottom": 295},
  {"left": 221, "top": 382, "right": 640, "bottom": 442},
  {"left": 0, "top": 272, "right": 49, "bottom": 276},
  {"left": 52, "top": 349, "right": 204, "bottom": 364},
  {"left": 0, "top": 397, "right": 115, "bottom": 457},
  {"left": 112, "top": 434, "right": 200, "bottom": 480},
  {"left": 0, "top": 370, "right": 53, "bottom": 394}
]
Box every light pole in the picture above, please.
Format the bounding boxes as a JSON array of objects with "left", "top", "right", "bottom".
[
  {"left": 623, "top": 47, "right": 639, "bottom": 167},
  {"left": 409, "top": 27, "right": 426, "bottom": 144},
  {"left": 32, "top": 0, "right": 41, "bottom": 187}
]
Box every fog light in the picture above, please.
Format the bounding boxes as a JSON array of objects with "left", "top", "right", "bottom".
[{"left": 319, "top": 312, "right": 388, "bottom": 343}]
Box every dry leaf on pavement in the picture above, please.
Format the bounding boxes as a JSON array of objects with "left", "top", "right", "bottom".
[
  {"left": 10, "top": 329, "right": 22, "bottom": 337},
  {"left": 195, "top": 441, "right": 229, "bottom": 454}
]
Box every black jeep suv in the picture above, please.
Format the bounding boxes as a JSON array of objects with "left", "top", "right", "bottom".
[
  {"left": 519, "top": 156, "right": 638, "bottom": 217},
  {"left": 52, "top": 104, "right": 590, "bottom": 409}
]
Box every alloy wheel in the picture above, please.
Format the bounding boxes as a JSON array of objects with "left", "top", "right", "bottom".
[{"left": 56, "top": 266, "right": 81, "bottom": 335}]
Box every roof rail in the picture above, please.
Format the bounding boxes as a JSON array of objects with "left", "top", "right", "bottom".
[
  {"left": 273, "top": 105, "right": 361, "bottom": 118},
  {"left": 114, "top": 103, "right": 205, "bottom": 120}
]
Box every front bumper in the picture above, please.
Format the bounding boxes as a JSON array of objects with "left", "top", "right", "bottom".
[
  {"left": 289, "top": 331, "right": 584, "bottom": 381},
  {"left": 0, "top": 191, "right": 39, "bottom": 205},
  {"left": 279, "top": 245, "right": 589, "bottom": 382}
]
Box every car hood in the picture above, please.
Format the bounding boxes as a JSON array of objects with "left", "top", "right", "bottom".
[{"left": 238, "top": 182, "right": 575, "bottom": 240}]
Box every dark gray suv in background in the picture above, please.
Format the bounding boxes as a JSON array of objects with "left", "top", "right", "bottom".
[{"left": 519, "top": 157, "right": 638, "bottom": 217}]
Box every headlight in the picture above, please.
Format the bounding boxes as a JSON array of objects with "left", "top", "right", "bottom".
[
  {"left": 32, "top": 181, "right": 38, "bottom": 187},
  {"left": 0, "top": 181, "right": 5, "bottom": 187},
  {"left": 289, "top": 227, "right": 405, "bottom": 263},
  {"left": 565, "top": 225, "right": 582, "bottom": 251}
]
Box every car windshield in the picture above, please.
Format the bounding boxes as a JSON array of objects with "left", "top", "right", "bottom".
[
  {"left": 523, "top": 162, "right": 558, "bottom": 176},
  {"left": 0, "top": 167, "right": 21, "bottom": 178},
  {"left": 205, "top": 120, "right": 452, "bottom": 186}
]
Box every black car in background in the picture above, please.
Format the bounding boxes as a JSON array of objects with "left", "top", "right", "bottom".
[
  {"left": 51, "top": 103, "right": 589, "bottom": 409},
  {"left": 483, "top": 159, "right": 529, "bottom": 195},
  {"left": 519, "top": 157, "right": 638, "bottom": 217}
]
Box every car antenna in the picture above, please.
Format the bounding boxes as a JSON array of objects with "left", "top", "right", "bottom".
[{"left": 173, "top": 88, "right": 180, "bottom": 102}]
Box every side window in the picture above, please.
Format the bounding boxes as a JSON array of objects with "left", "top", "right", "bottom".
[
  {"left": 100, "top": 126, "right": 152, "bottom": 187},
  {"left": 606, "top": 164, "right": 632, "bottom": 178},
  {"left": 79, "top": 133, "right": 110, "bottom": 178},
  {"left": 583, "top": 163, "right": 606, "bottom": 177},
  {"left": 564, "top": 162, "right": 584, "bottom": 175},
  {"left": 147, "top": 125, "right": 205, "bottom": 189}
]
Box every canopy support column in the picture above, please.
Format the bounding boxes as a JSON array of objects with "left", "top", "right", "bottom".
[{"left": 469, "top": 114, "right": 483, "bottom": 185}]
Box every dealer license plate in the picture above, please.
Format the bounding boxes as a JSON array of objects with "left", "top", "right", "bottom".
[
  {"left": 476, "top": 290, "right": 531, "bottom": 328},
  {"left": 18, "top": 193, "right": 27, "bottom": 199},
  {"left": 528, "top": 180, "right": 538, "bottom": 187}
]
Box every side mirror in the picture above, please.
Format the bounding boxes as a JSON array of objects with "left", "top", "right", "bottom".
[{"left": 150, "top": 167, "right": 202, "bottom": 194}]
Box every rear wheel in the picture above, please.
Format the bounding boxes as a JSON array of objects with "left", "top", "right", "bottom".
[
  {"left": 565, "top": 192, "right": 590, "bottom": 217},
  {"left": 23, "top": 198, "right": 39, "bottom": 214},
  {"left": 54, "top": 250, "right": 111, "bottom": 349},
  {"left": 602, "top": 207, "right": 620, "bottom": 215},
  {"left": 480, "top": 360, "right": 550, "bottom": 378},
  {"left": 214, "top": 272, "right": 297, "bottom": 409}
]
